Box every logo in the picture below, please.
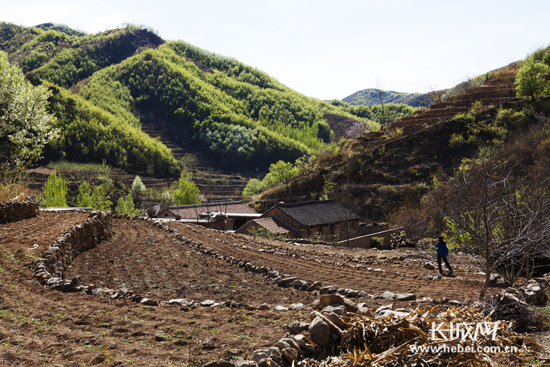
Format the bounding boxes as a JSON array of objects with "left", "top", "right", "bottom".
[
  {"left": 408, "top": 321, "right": 518, "bottom": 354},
  {"left": 431, "top": 321, "right": 500, "bottom": 341}
]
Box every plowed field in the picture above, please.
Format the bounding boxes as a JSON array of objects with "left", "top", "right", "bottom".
[{"left": 0, "top": 213, "right": 501, "bottom": 366}]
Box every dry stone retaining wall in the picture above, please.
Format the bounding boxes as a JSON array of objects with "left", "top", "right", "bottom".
[
  {"left": 0, "top": 198, "right": 39, "bottom": 224},
  {"left": 34, "top": 211, "right": 113, "bottom": 290}
]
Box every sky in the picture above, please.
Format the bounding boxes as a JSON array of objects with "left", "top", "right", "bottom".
[{"left": 3, "top": 0, "right": 550, "bottom": 100}]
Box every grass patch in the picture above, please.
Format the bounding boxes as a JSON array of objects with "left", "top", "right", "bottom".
[{"left": 47, "top": 160, "right": 112, "bottom": 175}]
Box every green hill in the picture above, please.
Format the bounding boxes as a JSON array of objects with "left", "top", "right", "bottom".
[
  {"left": 342, "top": 88, "right": 431, "bottom": 108},
  {"left": 0, "top": 22, "right": 384, "bottom": 176}
]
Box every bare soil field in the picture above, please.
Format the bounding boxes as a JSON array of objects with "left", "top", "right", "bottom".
[{"left": 0, "top": 212, "right": 541, "bottom": 366}]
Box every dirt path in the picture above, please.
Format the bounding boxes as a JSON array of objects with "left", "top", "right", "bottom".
[{"left": 169, "top": 223, "right": 487, "bottom": 302}]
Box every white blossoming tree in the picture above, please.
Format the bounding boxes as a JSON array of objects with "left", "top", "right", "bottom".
[{"left": 0, "top": 51, "right": 57, "bottom": 182}]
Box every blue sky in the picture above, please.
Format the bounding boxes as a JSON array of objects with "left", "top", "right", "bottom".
[{"left": 3, "top": 0, "right": 550, "bottom": 100}]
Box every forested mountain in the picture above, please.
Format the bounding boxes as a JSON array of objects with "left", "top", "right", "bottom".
[
  {"left": 0, "top": 22, "right": 387, "bottom": 176},
  {"left": 342, "top": 88, "right": 431, "bottom": 108}
]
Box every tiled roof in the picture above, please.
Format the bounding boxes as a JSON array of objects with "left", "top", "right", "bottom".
[
  {"left": 267, "top": 200, "right": 359, "bottom": 226},
  {"left": 167, "top": 201, "right": 257, "bottom": 219},
  {"left": 249, "top": 217, "right": 297, "bottom": 234}
]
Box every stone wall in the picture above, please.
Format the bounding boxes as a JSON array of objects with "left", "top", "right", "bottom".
[
  {"left": 0, "top": 198, "right": 39, "bottom": 224},
  {"left": 34, "top": 211, "right": 113, "bottom": 290},
  {"left": 338, "top": 228, "right": 402, "bottom": 249}
]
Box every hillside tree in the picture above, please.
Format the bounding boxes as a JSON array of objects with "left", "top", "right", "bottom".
[
  {"left": 174, "top": 174, "right": 201, "bottom": 205},
  {"left": 432, "top": 150, "right": 550, "bottom": 299},
  {"left": 0, "top": 51, "right": 57, "bottom": 182},
  {"left": 516, "top": 55, "right": 550, "bottom": 101},
  {"left": 269, "top": 160, "right": 297, "bottom": 192}
]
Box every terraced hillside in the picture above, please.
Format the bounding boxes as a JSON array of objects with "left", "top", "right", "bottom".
[
  {"left": 27, "top": 167, "right": 250, "bottom": 202},
  {"left": 258, "top": 74, "right": 526, "bottom": 219}
]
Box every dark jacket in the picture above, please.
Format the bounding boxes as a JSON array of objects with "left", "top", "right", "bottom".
[{"left": 435, "top": 240, "right": 449, "bottom": 256}]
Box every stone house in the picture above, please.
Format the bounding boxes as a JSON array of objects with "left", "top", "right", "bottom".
[
  {"left": 236, "top": 216, "right": 299, "bottom": 238},
  {"left": 247, "top": 200, "right": 360, "bottom": 238},
  {"left": 158, "top": 201, "right": 260, "bottom": 230}
]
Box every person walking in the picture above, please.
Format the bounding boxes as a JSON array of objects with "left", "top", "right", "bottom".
[{"left": 435, "top": 236, "right": 453, "bottom": 275}]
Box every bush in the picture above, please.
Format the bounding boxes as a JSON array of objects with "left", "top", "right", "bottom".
[
  {"left": 371, "top": 236, "right": 384, "bottom": 249},
  {"left": 75, "top": 181, "right": 93, "bottom": 207},
  {"left": 115, "top": 192, "right": 139, "bottom": 216},
  {"left": 39, "top": 171, "right": 68, "bottom": 207},
  {"left": 131, "top": 175, "right": 146, "bottom": 198},
  {"left": 174, "top": 174, "right": 201, "bottom": 205}
]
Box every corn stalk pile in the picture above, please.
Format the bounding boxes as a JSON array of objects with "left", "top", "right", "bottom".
[{"left": 300, "top": 306, "right": 542, "bottom": 367}]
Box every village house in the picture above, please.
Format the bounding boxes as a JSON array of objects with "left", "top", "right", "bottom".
[
  {"left": 157, "top": 200, "right": 260, "bottom": 230},
  {"left": 237, "top": 200, "right": 359, "bottom": 239}
]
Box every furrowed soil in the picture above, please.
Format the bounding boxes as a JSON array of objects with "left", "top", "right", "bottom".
[{"left": 0, "top": 213, "right": 503, "bottom": 366}]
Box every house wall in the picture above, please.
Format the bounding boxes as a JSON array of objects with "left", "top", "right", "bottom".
[
  {"left": 337, "top": 228, "right": 401, "bottom": 249},
  {"left": 159, "top": 210, "right": 175, "bottom": 218},
  {"left": 235, "top": 221, "right": 261, "bottom": 236},
  {"left": 262, "top": 207, "right": 303, "bottom": 230}
]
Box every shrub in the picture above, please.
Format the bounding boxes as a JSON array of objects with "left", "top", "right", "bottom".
[
  {"left": 115, "top": 192, "right": 139, "bottom": 216},
  {"left": 174, "top": 174, "right": 201, "bottom": 205},
  {"left": 131, "top": 175, "right": 146, "bottom": 198},
  {"left": 371, "top": 236, "right": 384, "bottom": 249},
  {"left": 39, "top": 171, "right": 68, "bottom": 207},
  {"left": 75, "top": 181, "right": 93, "bottom": 207}
]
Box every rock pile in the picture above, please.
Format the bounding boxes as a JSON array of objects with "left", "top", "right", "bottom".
[
  {"left": 34, "top": 211, "right": 112, "bottom": 291},
  {"left": 0, "top": 198, "right": 39, "bottom": 224},
  {"left": 499, "top": 278, "right": 548, "bottom": 306}
]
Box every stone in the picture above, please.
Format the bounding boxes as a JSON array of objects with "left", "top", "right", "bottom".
[
  {"left": 342, "top": 298, "right": 359, "bottom": 313},
  {"left": 375, "top": 305, "right": 392, "bottom": 314},
  {"left": 290, "top": 335, "right": 306, "bottom": 348},
  {"left": 303, "top": 343, "right": 316, "bottom": 354},
  {"left": 292, "top": 279, "right": 307, "bottom": 289},
  {"left": 140, "top": 298, "right": 159, "bottom": 306},
  {"left": 424, "top": 262, "right": 436, "bottom": 270},
  {"left": 277, "top": 277, "right": 299, "bottom": 287},
  {"left": 282, "top": 347, "right": 298, "bottom": 363},
  {"left": 310, "top": 311, "right": 342, "bottom": 336},
  {"left": 275, "top": 341, "right": 291, "bottom": 350},
  {"left": 395, "top": 293, "right": 416, "bottom": 301},
  {"left": 281, "top": 338, "right": 301, "bottom": 353},
  {"left": 288, "top": 303, "right": 304, "bottom": 311},
  {"left": 201, "top": 300, "right": 216, "bottom": 307},
  {"left": 321, "top": 305, "right": 346, "bottom": 315},
  {"left": 235, "top": 362, "right": 253, "bottom": 367},
  {"left": 319, "top": 286, "right": 337, "bottom": 294},
  {"left": 203, "top": 362, "right": 235, "bottom": 367},
  {"left": 308, "top": 316, "right": 330, "bottom": 347},
  {"left": 321, "top": 311, "right": 346, "bottom": 330},
  {"left": 347, "top": 290, "right": 360, "bottom": 298},
  {"left": 380, "top": 291, "right": 395, "bottom": 300},
  {"left": 319, "top": 294, "right": 345, "bottom": 308},
  {"left": 416, "top": 297, "right": 433, "bottom": 303},
  {"left": 250, "top": 350, "right": 270, "bottom": 363},
  {"left": 168, "top": 299, "right": 194, "bottom": 307},
  {"left": 306, "top": 281, "right": 322, "bottom": 291},
  {"left": 287, "top": 321, "right": 310, "bottom": 334},
  {"left": 257, "top": 303, "right": 271, "bottom": 310},
  {"left": 274, "top": 305, "right": 288, "bottom": 311}
]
